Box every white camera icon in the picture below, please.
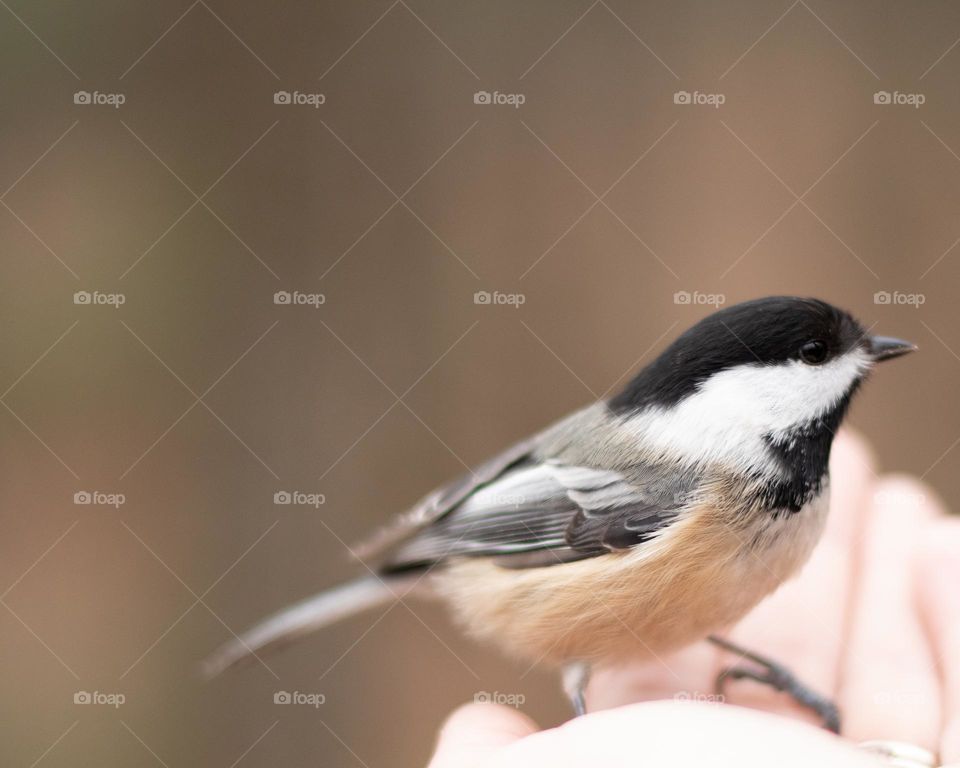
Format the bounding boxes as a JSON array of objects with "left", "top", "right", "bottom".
[
  {"left": 673, "top": 91, "right": 691, "bottom": 105},
  {"left": 74, "top": 691, "right": 92, "bottom": 704},
  {"left": 874, "top": 291, "right": 891, "bottom": 304},
  {"left": 474, "top": 290, "right": 491, "bottom": 305},
  {"left": 74, "top": 291, "right": 92, "bottom": 305},
  {"left": 274, "top": 91, "right": 291, "bottom": 105},
  {"left": 74, "top": 491, "right": 92, "bottom": 504},
  {"left": 274, "top": 291, "right": 292, "bottom": 305},
  {"left": 274, "top": 491, "right": 292, "bottom": 504},
  {"left": 874, "top": 91, "right": 891, "bottom": 105},
  {"left": 673, "top": 290, "right": 692, "bottom": 304},
  {"left": 274, "top": 691, "right": 291, "bottom": 704},
  {"left": 473, "top": 91, "right": 492, "bottom": 105},
  {"left": 74, "top": 91, "right": 91, "bottom": 105}
]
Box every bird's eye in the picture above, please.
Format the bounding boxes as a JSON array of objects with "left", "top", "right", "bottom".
[{"left": 799, "top": 340, "right": 829, "bottom": 365}]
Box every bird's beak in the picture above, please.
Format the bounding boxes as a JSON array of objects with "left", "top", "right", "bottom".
[{"left": 867, "top": 335, "right": 917, "bottom": 362}]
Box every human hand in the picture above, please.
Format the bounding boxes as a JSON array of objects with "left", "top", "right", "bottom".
[{"left": 427, "top": 431, "right": 960, "bottom": 766}]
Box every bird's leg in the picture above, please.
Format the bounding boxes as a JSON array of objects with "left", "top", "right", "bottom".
[
  {"left": 561, "top": 661, "right": 591, "bottom": 717},
  {"left": 708, "top": 635, "right": 841, "bottom": 733}
]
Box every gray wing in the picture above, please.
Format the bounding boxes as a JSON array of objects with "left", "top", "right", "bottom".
[
  {"left": 353, "top": 433, "right": 542, "bottom": 562},
  {"left": 379, "top": 460, "right": 696, "bottom": 571}
]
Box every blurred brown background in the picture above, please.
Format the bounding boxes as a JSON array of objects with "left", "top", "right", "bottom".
[{"left": 2, "top": 1, "right": 959, "bottom": 765}]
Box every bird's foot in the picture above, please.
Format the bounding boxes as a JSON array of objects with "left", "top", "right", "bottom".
[
  {"left": 709, "top": 635, "right": 841, "bottom": 733},
  {"left": 561, "top": 661, "right": 591, "bottom": 717}
]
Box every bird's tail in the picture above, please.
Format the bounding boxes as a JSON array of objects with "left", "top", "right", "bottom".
[{"left": 202, "top": 573, "right": 418, "bottom": 678}]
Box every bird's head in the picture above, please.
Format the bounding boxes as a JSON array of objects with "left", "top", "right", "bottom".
[{"left": 610, "top": 296, "right": 914, "bottom": 474}]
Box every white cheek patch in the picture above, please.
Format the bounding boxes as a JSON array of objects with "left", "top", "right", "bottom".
[
  {"left": 619, "top": 349, "right": 871, "bottom": 473},
  {"left": 713, "top": 348, "right": 872, "bottom": 431}
]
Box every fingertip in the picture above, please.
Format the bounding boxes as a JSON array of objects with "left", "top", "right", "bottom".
[
  {"left": 823, "top": 429, "right": 877, "bottom": 545},
  {"left": 833, "top": 429, "right": 877, "bottom": 474},
  {"left": 872, "top": 476, "right": 944, "bottom": 524},
  {"left": 442, "top": 701, "right": 538, "bottom": 741},
  {"left": 428, "top": 703, "right": 538, "bottom": 768}
]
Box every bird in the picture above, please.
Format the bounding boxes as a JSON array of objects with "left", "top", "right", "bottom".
[{"left": 204, "top": 296, "right": 915, "bottom": 733}]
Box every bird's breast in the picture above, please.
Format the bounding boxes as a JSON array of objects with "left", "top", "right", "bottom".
[{"left": 430, "top": 487, "right": 830, "bottom": 665}]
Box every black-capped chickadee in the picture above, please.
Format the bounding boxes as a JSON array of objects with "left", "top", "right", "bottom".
[{"left": 205, "top": 296, "right": 915, "bottom": 732}]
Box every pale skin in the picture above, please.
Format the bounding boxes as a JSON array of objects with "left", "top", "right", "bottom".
[{"left": 427, "top": 431, "right": 960, "bottom": 767}]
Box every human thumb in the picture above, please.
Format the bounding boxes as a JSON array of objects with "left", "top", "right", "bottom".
[{"left": 427, "top": 702, "right": 539, "bottom": 768}]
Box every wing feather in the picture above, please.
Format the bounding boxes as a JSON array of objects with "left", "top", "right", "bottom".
[
  {"left": 379, "top": 460, "right": 697, "bottom": 570},
  {"left": 352, "top": 433, "right": 542, "bottom": 562}
]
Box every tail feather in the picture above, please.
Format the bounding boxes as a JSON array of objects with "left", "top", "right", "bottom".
[{"left": 202, "top": 574, "right": 416, "bottom": 678}]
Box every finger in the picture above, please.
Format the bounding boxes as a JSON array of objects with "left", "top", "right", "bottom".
[
  {"left": 428, "top": 702, "right": 538, "bottom": 768},
  {"left": 716, "top": 429, "right": 877, "bottom": 724},
  {"left": 916, "top": 518, "right": 960, "bottom": 764},
  {"left": 497, "top": 702, "right": 882, "bottom": 768},
  {"left": 823, "top": 430, "right": 879, "bottom": 546},
  {"left": 840, "top": 477, "right": 942, "bottom": 749},
  {"left": 588, "top": 641, "right": 718, "bottom": 711}
]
